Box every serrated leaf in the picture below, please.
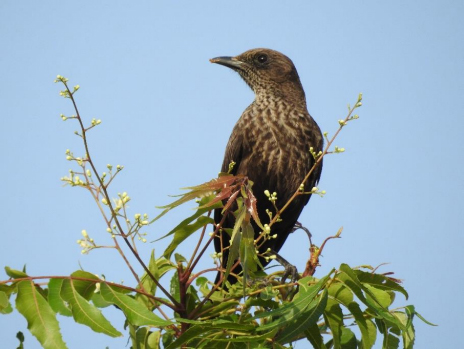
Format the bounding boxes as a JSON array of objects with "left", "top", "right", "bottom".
[
  {"left": 239, "top": 221, "right": 260, "bottom": 290},
  {"left": 194, "top": 299, "right": 240, "bottom": 318},
  {"left": 165, "top": 325, "right": 212, "bottom": 349},
  {"left": 152, "top": 177, "right": 235, "bottom": 222},
  {"left": 0, "top": 290, "right": 12, "bottom": 314},
  {"left": 147, "top": 330, "right": 161, "bottom": 349},
  {"left": 209, "top": 328, "right": 279, "bottom": 343},
  {"left": 16, "top": 280, "right": 68, "bottom": 349},
  {"left": 91, "top": 292, "right": 113, "bottom": 308},
  {"left": 48, "top": 279, "right": 72, "bottom": 317},
  {"left": 135, "top": 326, "right": 149, "bottom": 349},
  {"left": 256, "top": 275, "right": 331, "bottom": 333},
  {"left": 340, "top": 327, "right": 357, "bottom": 348},
  {"left": 61, "top": 279, "right": 121, "bottom": 337},
  {"left": 223, "top": 205, "right": 246, "bottom": 284},
  {"left": 69, "top": 271, "right": 100, "bottom": 300},
  {"left": 136, "top": 251, "right": 159, "bottom": 309},
  {"left": 392, "top": 312, "right": 414, "bottom": 349},
  {"left": 170, "top": 271, "right": 180, "bottom": 303},
  {"left": 99, "top": 283, "right": 171, "bottom": 327},
  {"left": 324, "top": 299, "right": 343, "bottom": 348},
  {"left": 410, "top": 307, "right": 437, "bottom": 326},
  {"left": 355, "top": 269, "right": 408, "bottom": 299},
  {"left": 277, "top": 289, "right": 328, "bottom": 343},
  {"left": 338, "top": 264, "right": 400, "bottom": 328},
  {"left": 382, "top": 332, "right": 400, "bottom": 349},
  {"left": 0, "top": 291, "right": 8, "bottom": 308},
  {"left": 328, "top": 282, "right": 353, "bottom": 305},
  {"left": 211, "top": 319, "right": 255, "bottom": 331},
  {"left": 347, "top": 302, "right": 376, "bottom": 349},
  {"left": 360, "top": 320, "right": 377, "bottom": 349},
  {"left": 305, "top": 323, "right": 327, "bottom": 349},
  {"left": 154, "top": 195, "right": 220, "bottom": 242},
  {"left": 163, "top": 216, "right": 213, "bottom": 259},
  {"left": 364, "top": 284, "right": 393, "bottom": 308},
  {"left": 256, "top": 274, "right": 331, "bottom": 321},
  {"left": 5, "top": 266, "right": 28, "bottom": 279}
]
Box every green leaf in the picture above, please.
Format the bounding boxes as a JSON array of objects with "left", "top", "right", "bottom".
[
  {"left": 328, "top": 282, "right": 353, "bottom": 305},
  {"left": 239, "top": 221, "right": 260, "bottom": 291},
  {"left": 48, "top": 279, "right": 72, "bottom": 317},
  {"left": 305, "top": 324, "right": 327, "bottom": 349},
  {"left": 360, "top": 320, "right": 377, "bottom": 349},
  {"left": 165, "top": 325, "right": 211, "bottom": 349},
  {"left": 163, "top": 215, "right": 214, "bottom": 259},
  {"left": 174, "top": 253, "right": 187, "bottom": 264},
  {"left": 347, "top": 302, "right": 376, "bottom": 349},
  {"left": 0, "top": 291, "right": 9, "bottom": 307},
  {"left": 170, "top": 271, "right": 181, "bottom": 303},
  {"left": 324, "top": 299, "right": 343, "bottom": 349},
  {"left": 91, "top": 292, "right": 113, "bottom": 308},
  {"left": 256, "top": 274, "right": 332, "bottom": 332},
  {"left": 16, "top": 280, "right": 68, "bottom": 349},
  {"left": 61, "top": 279, "right": 122, "bottom": 337},
  {"left": 338, "top": 264, "right": 400, "bottom": 327},
  {"left": 136, "top": 253, "right": 176, "bottom": 310},
  {"left": 277, "top": 289, "right": 328, "bottom": 343},
  {"left": 256, "top": 274, "right": 331, "bottom": 321},
  {"left": 382, "top": 332, "right": 400, "bottom": 349},
  {"left": 340, "top": 327, "right": 357, "bottom": 348},
  {"left": 5, "top": 266, "right": 28, "bottom": 279},
  {"left": 355, "top": 270, "right": 408, "bottom": 300},
  {"left": 69, "top": 271, "right": 100, "bottom": 300},
  {"left": 193, "top": 299, "right": 240, "bottom": 318},
  {"left": 223, "top": 205, "right": 246, "bottom": 284},
  {"left": 408, "top": 306, "right": 437, "bottom": 326},
  {"left": 136, "top": 251, "right": 159, "bottom": 309},
  {"left": 152, "top": 178, "right": 231, "bottom": 222},
  {"left": 392, "top": 312, "right": 414, "bottom": 349},
  {"left": 209, "top": 328, "right": 279, "bottom": 343},
  {"left": 134, "top": 326, "right": 149, "bottom": 349},
  {"left": 147, "top": 330, "right": 161, "bottom": 349},
  {"left": 99, "top": 283, "right": 171, "bottom": 327},
  {"left": 364, "top": 284, "right": 393, "bottom": 308},
  {"left": 0, "top": 291, "right": 13, "bottom": 314}
]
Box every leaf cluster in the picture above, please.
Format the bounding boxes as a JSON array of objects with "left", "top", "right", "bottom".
[{"left": 0, "top": 79, "right": 435, "bottom": 348}]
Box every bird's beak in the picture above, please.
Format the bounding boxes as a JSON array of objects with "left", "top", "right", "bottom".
[{"left": 210, "top": 56, "right": 244, "bottom": 70}]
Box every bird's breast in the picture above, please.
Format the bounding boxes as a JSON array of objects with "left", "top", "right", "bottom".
[{"left": 238, "top": 102, "right": 317, "bottom": 195}]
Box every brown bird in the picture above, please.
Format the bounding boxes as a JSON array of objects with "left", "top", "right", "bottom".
[{"left": 210, "top": 48, "right": 323, "bottom": 286}]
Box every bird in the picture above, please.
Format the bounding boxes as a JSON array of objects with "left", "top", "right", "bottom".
[{"left": 210, "top": 48, "right": 323, "bottom": 287}]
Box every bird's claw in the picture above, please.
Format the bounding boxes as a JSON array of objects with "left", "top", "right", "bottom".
[{"left": 281, "top": 263, "right": 299, "bottom": 284}]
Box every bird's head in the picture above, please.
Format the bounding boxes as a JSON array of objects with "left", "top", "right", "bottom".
[{"left": 210, "top": 48, "right": 305, "bottom": 104}]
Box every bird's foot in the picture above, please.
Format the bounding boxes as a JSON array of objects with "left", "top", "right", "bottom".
[
  {"left": 271, "top": 250, "right": 300, "bottom": 283},
  {"left": 281, "top": 263, "right": 299, "bottom": 284}
]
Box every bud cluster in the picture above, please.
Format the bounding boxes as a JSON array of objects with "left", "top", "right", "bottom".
[
  {"left": 310, "top": 186, "right": 326, "bottom": 197},
  {"left": 309, "top": 147, "right": 323, "bottom": 160},
  {"left": 334, "top": 146, "right": 345, "bottom": 153},
  {"left": 259, "top": 224, "right": 277, "bottom": 242},
  {"left": 76, "top": 229, "right": 96, "bottom": 254},
  {"left": 264, "top": 190, "right": 277, "bottom": 203}
]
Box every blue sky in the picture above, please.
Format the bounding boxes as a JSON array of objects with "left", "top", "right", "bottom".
[{"left": 1, "top": 1, "right": 463, "bottom": 348}]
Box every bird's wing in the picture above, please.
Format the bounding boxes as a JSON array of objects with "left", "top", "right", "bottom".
[{"left": 220, "top": 123, "right": 244, "bottom": 175}]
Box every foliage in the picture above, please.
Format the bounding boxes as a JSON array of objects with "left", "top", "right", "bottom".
[{"left": 0, "top": 77, "right": 434, "bottom": 348}]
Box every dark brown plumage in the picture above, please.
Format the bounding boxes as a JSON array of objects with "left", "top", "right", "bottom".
[{"left": 211, "top": 48, "right": 323, "bottom": 285}]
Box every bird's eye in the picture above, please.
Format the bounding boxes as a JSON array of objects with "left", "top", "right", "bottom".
[{"left": 256, "top": 54, "right": 268, "bottom": 64}]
